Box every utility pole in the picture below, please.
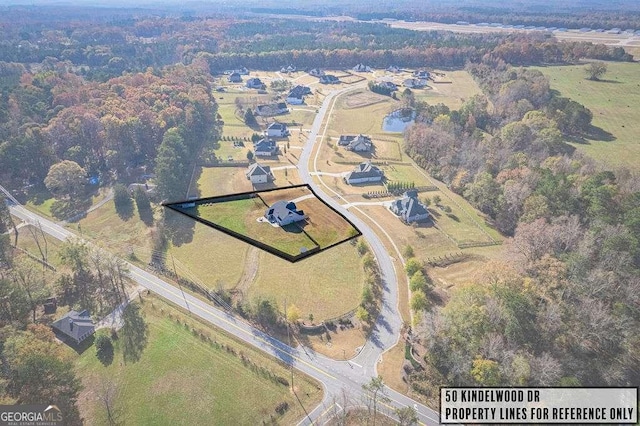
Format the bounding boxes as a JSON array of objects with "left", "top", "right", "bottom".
[
  {"left": 172, "top": 254, "right": 190, "bottom": 314},
  {"left": 284, "top": 297, "right": 294, "bottom": 388}
]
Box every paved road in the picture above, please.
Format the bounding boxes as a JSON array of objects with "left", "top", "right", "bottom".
[{"left": 3, "top": 84, "right": 442, "bottom": 425}]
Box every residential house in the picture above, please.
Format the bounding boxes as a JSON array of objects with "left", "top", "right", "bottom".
[
  {"left": 228, "top": 72, "right": 242, "bottom": 83},
  {"left": 255, "top": 103, "right": 289, "bottom": 117},
  {"left": 338, "top": 134, "right": 373, "bottom": 152},
  {"left": 377, "top": 81, "right": 398, "bottom": 91},
  {"left": 246, "top": 77, "right": 265, "bottom": 89},
  {"left": 403, "top": 78, "right": 428, "bottom": 89},
  {"left": 286, "top": 85, "right": 311, "bottom": 105},
  {"left": 265, "top": 200, "right": 306, "bottom": 226},
  {"left": 344, "top": 161, "right": 385, "bottom": 184},
  {"left": 235, "top": 66, "right": 249, "bottom": 75},
  {"left": 390, "top": 190, "right": 430, "bottom": 223},
  {"left": 319, "top": 75, "right": 340, "bottom": 84},
  {"left": 353, "top": 63, "right": 372, "bottom": 72},
  {"left": 253, "top": 138, "right": 279, "bottom": 157},
  {"left": 246, "top": 163, "right": 274, "bottom": 184},
  {"left": 281, "top": 65, "right": 297, "bottom": 73},
  {"left": 386, "top": 65, "right": 401, "bottom": 73},
  {"left": 266, "top": 122, "right": 290, "bottom": 138},
  {"left": 308, "top": 68, "right": 325, "bottom": 77},
  {"left": 51, "top": 309, "right": 95, "bottom": 345},
  {"left": 413, "top": 70, "right": 430, "bottom": 79}
]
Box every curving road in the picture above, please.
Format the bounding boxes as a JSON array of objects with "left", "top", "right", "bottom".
[{"left": 3, "top": 84, "right": 441, "bottom": 425}]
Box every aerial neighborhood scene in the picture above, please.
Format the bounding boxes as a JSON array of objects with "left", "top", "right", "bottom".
[{"left": 0, "top": 0, "right": 639, "bottom": 424}]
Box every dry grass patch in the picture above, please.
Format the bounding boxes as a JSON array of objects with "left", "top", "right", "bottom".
[
  {"left": 301, "top": 325, "right": 367, "bottom": 360},
  {"left": 167, "top": 221, "right": 248, "bottom": 289},
  {"left": 250, "top": 244, "right": 364, "bottom": 321}
]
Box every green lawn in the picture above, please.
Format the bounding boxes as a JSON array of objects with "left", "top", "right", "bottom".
[
  {"left": 75, "top": 296, "right": 322, "bottom": 425},
  {"left": 189, "top": 197, "right": 319, "bottom": 257},
  {"left": 532, "top": 62, "right": 640, "bottom": 170}
]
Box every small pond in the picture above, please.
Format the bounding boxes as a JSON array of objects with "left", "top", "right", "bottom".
[{"left": 382, "top": 110, "right": 415, "bottom": 132}]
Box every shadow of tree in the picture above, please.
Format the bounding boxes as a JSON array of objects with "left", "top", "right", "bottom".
[
  {"left": 121, "top": 303, "right": 148, "bottom": 364},
  {"left": 163, "top": 208, "right": 195, "bottom": 247},
  {"left": 115, "top": 201, "right": 134, "bottom": 221}
]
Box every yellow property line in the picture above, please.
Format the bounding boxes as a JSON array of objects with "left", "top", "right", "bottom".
[{"left": 129, "top": 269, "right": 338, "bottom": 381}]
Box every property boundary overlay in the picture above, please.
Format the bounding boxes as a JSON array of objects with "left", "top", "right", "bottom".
[{"left": 163, "top": 184, "right": 362, "bottom": 263}]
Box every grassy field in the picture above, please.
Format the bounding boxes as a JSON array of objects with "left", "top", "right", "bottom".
[
  {"left": 193, "top": 197, "right": 319, "bottom": 256},
  {"left": 532, "top": 62, "right": 640, "bottom": 170},
  {"left": 167, "top": 221, "right": 249, "bottom": 288},
  {"left": 251, "top": 242, "right": 365, "bottom": 320},
  {"left": 73, "top": 201, "right": 155, "bottom": 264},
  {"left": 75, "top": 295, "right": 322, "bottom": 425},
  {"left": 188, "top": 186, "right": 358, "bottom": 256},
  {"left": 12, "top": 224, "right": 64, "bottom": 267},
  {"left": 294, "top": 197, "right": 359, "bottom": 248}
]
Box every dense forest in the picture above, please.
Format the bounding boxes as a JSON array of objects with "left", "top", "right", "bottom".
[{"left": 402, "top": 58, "right": 640, "bottom": 393}]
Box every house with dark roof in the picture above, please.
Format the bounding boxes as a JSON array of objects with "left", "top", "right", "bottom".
[
  {"left": 403, "top": 78, "right": 428, "bottom": 89},
  {"left": 228, "top": 72, "right": 242, "bottom": 83},
  {"left": 413, "top": 70, "right": 430, "bottom": 79},
  {"left": 319, "top": 75, "right": 340, "bottom": 84},
  {"left": 377, "top": 81, "right": 398, "bottom": 91},
  {"left": 386, "top": 65, "right": 401, "bottom": 73},
  {"left": 266, "top": 122, "right": 290, "bottom": 138},
  {"left": 265, "top": 200, "right": 306, "bottom": 226},
  {"left": 253, "top": 138, "right": 279, "bottom": 157},
  {"left": 338, "top": 134, "right": 373, "bottom": 152},
  {"left": 286, "top": 85, "right": 311, "bottom": 105},
  {"left": 390, "top": 190, "right": 430, "bottom": 223},
  {"left": 345, "top": 161, "right": 385, "bottom": 184},
  {"left": 246, "top": 163, "right": 273, "bottom": 184},
  {"left": 246, "top": 77, "right": 265, "bottom": 89},
  {"left": 353, "top": 63, "right": 372, "bottom": 72},
  {"left": 255, "top": 103, "right": 289, "bottom": 117},
  {"left": 51, "top": 309, "right": 95, "bottom": 345}
]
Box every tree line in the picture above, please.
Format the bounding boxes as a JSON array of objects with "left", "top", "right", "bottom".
[{"left": 402, "top": 59, "right": 640, "bottom": 396}]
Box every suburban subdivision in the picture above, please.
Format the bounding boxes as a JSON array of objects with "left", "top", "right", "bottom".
[{"left": 1, "top": 1, "right": 639, "bottom": 425}]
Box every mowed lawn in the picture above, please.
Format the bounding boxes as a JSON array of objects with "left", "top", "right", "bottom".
[
  {"left": 251, "top": 242, "right": 365, "bottom": 320},
  {"left": 193, "top": 196, "right": 318, "bottom": 256},
  {"left": 167, "top": 221, "right": 248, "bottom": 288},
  {"left": 75, "top": 297, "right": 322, "bottom": 425},
  {"left": 533, "top": 62, "right": 640, "bottom": 169},
  {"left": 295, "top": 197, "right": 358, "bottom": 248}
]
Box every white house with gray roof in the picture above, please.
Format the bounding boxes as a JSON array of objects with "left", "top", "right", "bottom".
[
  {"left": 266, "top": 122, "right": 290, "bottom": 138},
  {"left": 345, "top": 161, "right": 384, "bottom": 184},
  {"left": 246, "top": 163, "right": 273, "bottom": 184},
  {"left": 338, "top": 134, "right": 373, "bottom": 152},
  {"left": 265, "top": 200, "right": 306, "bottom": 226},
  {"left": 390, "top": 190, "right": 430, "bottom": 223}
]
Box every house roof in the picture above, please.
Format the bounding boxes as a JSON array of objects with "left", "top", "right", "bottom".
[
  {"left": 266, "top": 200, "right": 305, "bottom": 223},
  {"left": 349, "top": 134, "right": 372, "bottom": 150},
  {"left": 347, "top": 162, "right": 384, "bottom": 180},
  {"left": 247, "top": 77, "right": 263, "bottom": 84},
  {"left": 246, "top": 163, "right": 272, "bottom": 177},
  {"left": 287, "top": 85, "right": 311, "bottom": 99},
  {"left": 267, "top": 122, "right": 287, "bottom": 130},
  {"left": 320, "top": 75, "right": 339, "bottom": 83},
  {"left": 391, "top": 191, "right": 429, "bottom": 220},
  {"left": 254, "top": 138, "right": 277, "bottom": 152},
  {"left": 51, "top": 309, "right": 95, "bottom": 342}
]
